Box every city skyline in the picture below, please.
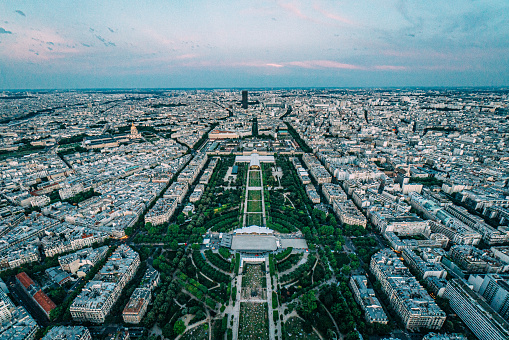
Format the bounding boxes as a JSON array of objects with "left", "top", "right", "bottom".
[{"left": 1, "top": 0, "right": 508, "bottom": 89}]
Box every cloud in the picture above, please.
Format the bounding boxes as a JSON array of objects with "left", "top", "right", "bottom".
[
  {"left": 15, "top": 10, "right": 26, "bottom": 17},
  {"left": 266, "top": 63, "right": 284, "bottom": 68},
  {"left": 374, "top": 65, "right": 407, "bottom": 71},
  {"left": 312, "top": 4, "right": 356, "bottom": 26},
  {"left": 287, "top": 60, "right": 363, "bottom": 70},
  {"left": 175, "top": 54, "right": 198, "bottom": 60},
  {"left": 0, "top": 28, "right": 12, "bottom": 34},
  {"left": 280, "top": 2, "right": 307, "bottom": 20},
  {"left": 95, "top": 35, "right": 116, "bottom": 47}
]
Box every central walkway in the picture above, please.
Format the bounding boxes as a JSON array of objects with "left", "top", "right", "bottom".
[
  {"left": 232, "top": 160, "right": 276, "bottom": 339},
  {"left": 243, "top": 166, "right": 267, "bottom": 227},
  {"left": 232, "top": 256, "right": 276, "bottom": 340}
]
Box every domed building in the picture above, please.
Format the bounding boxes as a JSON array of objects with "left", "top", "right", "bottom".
[{"left": 130, "top": 123, "right": 141, "bottom": 139}]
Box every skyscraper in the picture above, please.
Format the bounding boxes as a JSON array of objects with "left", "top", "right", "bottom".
[
  {"left": 252, "top": 117, "right": 258, "bottom": 137},
  {"left": 241, "top": 90, "right": 248, "bottom": 109}
]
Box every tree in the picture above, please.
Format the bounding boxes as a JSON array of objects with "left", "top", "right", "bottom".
[
  {"left": 145, "top": 222, "right": 153, "bottom": 231},
  {"left": 177, "top": 214, "right": 186, "bottom": 225},
  {"left": 162, "top": 323, "right": 173, "bottom": 338},
  {"left": 346, "top": 331, "right": 360, "bottom": 340},
  {"left": 173, "top": 319, "right": 186, "bottom": 335},
  {"left": 319, "top": 225, "right": 334, "bottom": 236},
  {"left": 170, "top": 240, "right": 178, "bottom": 249},
  {"left": 144, "top": 311, "right": 156, "bottom": 328},
  {"left": 300, "top": 290, "right": 317, "bottom": 317},
  {"left": 341, "top": 265, "right": 351, "bottom": 276}
]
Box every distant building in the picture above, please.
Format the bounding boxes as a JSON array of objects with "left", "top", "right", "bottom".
[
  {"left": 144, "top": 197, "right": 177, "bottom": 226},
  {"left": 42, "top": 326, "right": 92, "bottom": 340},
  {"left": 58, "top": 246, "right": 109, "bottom": 275},
  {"left": 241, "top": 90, "right": 248, "bottom": 109},
  {"left": 305, "top": 184, "right": 320, "bottom": 204},
  {"left": 0, "top": 291, "right": 38, "bottom": 340},
  {"left": 130, "top": 123, "right": 141, "bottom": 139},
  {"left": 15, "top": 272, "right": 56, "bottom": 319},
  {"left": 106, "top": 327, "right": 130, "bottom": 340},
  {"left": 422, "top": 333, "right": 466, "bottom": 340},
  {"left": 444, "top": 278, "right": 509, "bottom": 340},
  {"left": 208, "top": 129, "right": 239, "bottom": 140},
  {"left": 82, "top": 135, "right": 119, "bottom": 149},
  {"left": 252, "top": 117, "right": 258, "bottom": 136},
  {"left": 349, "top": 275, "right": 388, "bottom": 324},
  {"left": 468, "top": 274, "right": 509, "bottom": 321},
  {"left": 370, "top": 249, "right": 446, "bottom": 331},
  {"left": 122, "top": 288, "right": 150, "bottom": 324},
  {"left": 70, "top": 245, "right": 140, "bottom": 323}
]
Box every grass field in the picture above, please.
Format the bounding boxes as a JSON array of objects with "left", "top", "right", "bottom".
[
  {"left": 181, "top": 323, "right": 209, "bottom": 340},
  {"left": 245, "top": 213, "right": 263, "bottom": 226},
  {"left": 238, "top": 302, "right": 269, "bottom": 340},
  {"left": 247, "top": 200, "right": 262, "bottom": 213},
  {"left": 247, "top": 190, "right": 262, "bottom": 201},
  {"left": 248, "top": 171, "right": 262, "bottom": 187},
  {"left": 285, "top": 317, "right": 321, "bottom": 340}
]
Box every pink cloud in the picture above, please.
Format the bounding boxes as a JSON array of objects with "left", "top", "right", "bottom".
[
  {"left": 312, "top": 3, "right": 357, "bottom": 26},
  {"left": 266, "top": 63, "right": 284, "bottom": 68},
  {"left": 279, "top": 2, "right": 324, "bottom": 25},
  {"left": 175, "top": 54, "right": 198, "bottom": 60},
  {"left": 280, "top": 2, "right": 308, "bottom": 20}
]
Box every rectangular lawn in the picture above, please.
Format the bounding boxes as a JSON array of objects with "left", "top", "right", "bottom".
[
  {"left": 247, "top": 190, "right": 262, "bottom": 201},
  {"left": 245, "top": 213, "right": 263, "bottom": 226},
  {"left": 247, "top": 200, "right": 262, "bottom": 213},
  {"left": 248, "top": 171, "right": 262, "bottom": 187}
]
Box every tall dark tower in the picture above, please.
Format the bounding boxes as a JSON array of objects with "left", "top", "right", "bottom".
[
  {"left": 241, "top": 90, "right": 248, "bottom": 109},
  {"left": 252, "top": 117, "right": 258, "bottom": 137}
]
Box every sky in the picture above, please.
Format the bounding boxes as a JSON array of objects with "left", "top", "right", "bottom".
[{"left": 0, "top": 0, "right": 508, "bottom": 89}]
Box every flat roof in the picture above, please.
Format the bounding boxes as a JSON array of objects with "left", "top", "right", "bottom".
[
  {"left": 234, "top": 226, "right": 273, "bottom": 234},
  {"left": 231, "top": 235, "right": 277, "bottom": 251},
  {"left": 280, "top": 238, "right": 308, "bottom": 249},
  {"left": 235, "top": 153, "right": 275, "bottom": 163}
]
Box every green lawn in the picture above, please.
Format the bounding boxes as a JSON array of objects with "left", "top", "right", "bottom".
[
  {"left": 285, "top": 317, "right": 321, "bottom": 340},
  {"left": 238, "top": 302, "right": 269, "bottom": 340},
  {"left": 247, "top": 200, "right": 262, "bottom": 213},
  {"left": 248, "top": 171, "right": 262, "bottom": 187},
  {"left": 247, "top": 190, "right": 262, "bottom": 201},
  {"left": 245, "top": 213, "right": 263, "bottom": 226}
]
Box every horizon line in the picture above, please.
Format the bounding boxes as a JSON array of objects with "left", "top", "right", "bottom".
[{"left": 2, "top": 86, "right": 509, "bottom": 92}]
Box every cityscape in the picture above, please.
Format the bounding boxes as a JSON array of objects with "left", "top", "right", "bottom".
[
  {"left": 0, "top": 88, "right": 508, "bottom": 340},
  {"left": 1, "top": 1, "right": 509, "bottom": 340}
]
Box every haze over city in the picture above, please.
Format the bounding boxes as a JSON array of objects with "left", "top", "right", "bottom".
[{"left": 1, "top": 0, "right": 509, "bottom": 88}]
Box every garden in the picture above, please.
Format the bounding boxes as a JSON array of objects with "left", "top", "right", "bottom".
[
  {"left": 247, "top": 190, "right": 262, "bottom": 201},
  {"left": 284, "top": 317, "right": 321, "bottom": 340},
  {"left": 248, "top": 171, "right": 262, "bottom": 187},
  {"left": 246, "top": 199, "right": 262, "bottom": 213},
  {"left": 238, "top": 302, "right": 269, "bottom": 340},
  {"left": 245, "top": 213, "right": 263, "bottom": 226}
]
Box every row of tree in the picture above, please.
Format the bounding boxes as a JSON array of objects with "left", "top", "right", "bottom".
[
  {"left": 192, "top": 250, "right": 231, "bottom": 283},
  {"left": 204, "top": 249, "right": 232, "bottom": 272}
]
